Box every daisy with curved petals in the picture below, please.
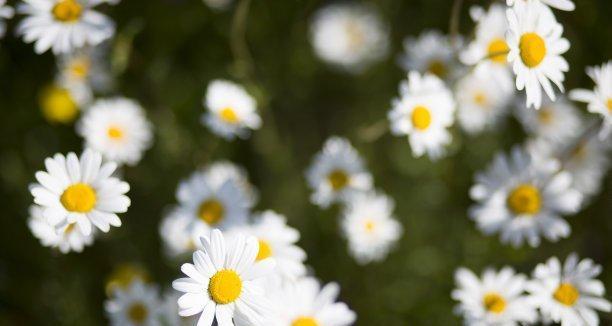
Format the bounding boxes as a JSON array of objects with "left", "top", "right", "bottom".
[
  {"left": 306, "top": 136, "right": 372, "bottom": 208},
  {"left": 28, "top": 204, "right": 95, "bottom": 253},
  {"left": 399, "top": 30, "right": 459, "bottom": 80},
  {"left": 0, "top": 0, "right": 14, "bottom": 38},
  {"left": 172, "top": 229, "right": 276, "bottom": 326},
  {"left": 569, "top": 61, "right": 612, "bottom": 137},
  {"left": 17, "top": 0, "right": 115, "bottom": 54},
  {"left": 105, "top": 279, "right": 163, "bottom": 326},
  {"left": 452, "top": 267, "right": 537, "bottom": 325},
  {"left": 507, "top": 0, "right": 575, "bottom": 11},
  {"left": 506, "top": 1, "right": 570, "bottom": 109},
  {"left": 30, "top": 149, "right": 130, "bottom": 236},
  {"left": 527, "top": 253, "right": 611, "bottom": 325},
  {"left": 515, "top": 96, "right": 582, "bottom": 143},
  {"left": 388, "top": 71, "right": 456, "bottom": 159}
]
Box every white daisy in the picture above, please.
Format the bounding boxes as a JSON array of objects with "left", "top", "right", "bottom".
[
  {"left": 30, "top": 149, "right": 130, "bottom": 236},
  {"left": 39, "top": 80, "right": 92, "bottom": 124},
  {"left": 305, "top": 136, "right": 372, "bottom": 208},
  {"left": 469, "top": 146, "right": 583, "bottom": 247},
  {"left": 399, "top": 30, "right": 460, "bottom": 80},
  {"left": 77, "top": 97, "right": 153, "bottom": 166},
  {"left": 202, "top": 161, "right": 258, "bottom": 207},
  {"left": 388, "top": 71, "right": 456, "bottom": 159},
  {"left": 0, "top": 0, "right": 14, "bottom": 38},
  {"left": 507, "top": 0, "right": 575, "bottom": 11},
  {"left": 57, "top": 43, "right": 113, "bottom": 93},
  {"left": 171, "top": 229, "right": 276, "bottom": 326},
  {"left": 451, "top": 267, "right": 537, "bottom": 325},
  {"left": 17, "top": 0, "right": 115, "bottom": 54},
  {"left": 341, "top": 192, "right": 402, "bottom": 265},
  {"left": 159, "top": 207, "right": 205, "bottom": 258},
  {"left": 515, "top": 96, "right": 582, "bottom": 142},
  {"left": 105, "top": 279, "right": 163, "bottom": 326},
  {"left": 569, "top": 61, "right": 612, "bottom": 137},
  {"left": 506, "top": 1, "right": 570, "bottom": 109},
  {"left": 28, "top": 204, "right": 95, "bottom": 253},
  {"left": 310, "top": 3, "right": 388, "bottom": 73},
  {"left": 202, "top": 79, "right": 261, "bottom": 140},
  {"left": 527, "top": 253, "right": 611, "bottom": 325}
]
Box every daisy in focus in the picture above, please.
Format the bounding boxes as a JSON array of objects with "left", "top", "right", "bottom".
[
  {"left": 515, "top": 97, "right": 582, "bottom": 143},
  {"left": 305, "top": 136, "right": 372, "bottom": 208},
  {"left": 569, "top": 61, "right": 612, "bottom": 137},
  {"left": 30, "top": 149, "right": 130, "bottom": 236},
  {"left": 39, "top": 81, "right": 92, "bottom": 124},
  {"left": 527, "top": 253, "right": 611, "bottom": 325},
  {"left": 341, "top": 192, "right": 402, "bottom": 265},
  {"left": 399, "top": 30, "right": 459, "bottom": 80},
  {"left": 202, "top": 79, "right": 261, "bottom": 140},
  {"left": 0, "top": 0, "right": 14, "bottom": 38},
  {"left": 506, "top": 1, "right": 570, "bottom": 109},
  {"left": 105, "top": 279, "right": 163, "bottom": 326},
  {"left": 28, "top": 204, "right": 95, "bottom": 253},
  {"left": 17, "top": 0, "right": 115, "bottom": 54},
  {"left": 452, "top": 267, "right": 537, "bottom": 325},
  {"left": 310, "top": 3, "right": 388, "bottom": 73},
  {"left": 388, "top": 71, "right": 456, "bottom": 159},
  {"left": 172, "top": 229, "right": 276, "bottom": 326},
  {"left": 77, "top": 97, "right": 153, "bottom": 166},
  {"left": 507, "top": 0, "right": 575, "bottom": 11}
]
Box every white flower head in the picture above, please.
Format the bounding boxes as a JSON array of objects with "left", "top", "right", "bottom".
[
  {"left": 399, "top": 30, "right": 460, "bottom": 80},
  {"left": 515, "top": 96, "right": 583, "bottom": 143},
  {"left": 203, "top": 161, "right": 258, "bottom": 207},
  {"left": 28, "top": 204, "right": 95, "bottom": 253},
  {"left": 507, "top": 0, "right": 575, "bottom": 11},
  {"left": 57, "top": 43, "right": 114, "bottom": 93},
  {"left": 570, "top": 61, "right": 612, "bottom": 138},
  {"left": 0, "top": 0, "right": 14, "bottom": 38},
  {"left": 105, "top": 279, "right": 163, "bottom": 326}
]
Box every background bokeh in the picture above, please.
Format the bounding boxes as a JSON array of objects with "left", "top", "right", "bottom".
[{"left": 1, "top": 0, "right": 611, "bottom": 324}]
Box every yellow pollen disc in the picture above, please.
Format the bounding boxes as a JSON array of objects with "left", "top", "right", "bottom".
[
  {"left": 208, "top": 270, "right": 242, "bottom": 304},
  {"left": 198, "top": 199, "right": 224, "bottom": 225},
  {"left": 473, "top": 92, "right": 487, "bottom": 106},
  {"left": 219, "top": 107, "right": 239, "bottom": 124},
  {"left": 292, "top": 317, "right": 319, "bottom": 326},
  {"left": 52, "top": 0, "right": 83, "bottom": 23},
  {"left": 256, "top": 239, "right": 273, "bottom": 261},
  {"left": 519, "top": 33, "right": 546, "bottom": 68},
  {"left": 554, "top": 282, "right": 580, "bottom": 306},
  {"left": 107, "top": 126, "right": 124, "bottom": 140},
  {"left": 69, "top": 58, "right": 90, "bottom": 79},
  {"left": 538, "top": 107, "right": 553, "bottom": 124},
  {"left": 128, "top": 303, "right": 148, "bottom": 324},
  {"left": 364, "top": 220, "right": 376, "bottom": 233},
  {"left": 427, "top": 60, "right": 447, "bottom": 78},
  {"left": 40, "top": 86, "right": 79, "bottom": 124},
  {"left": 507, "top": 184, "right": 541, "bottom": 215},
  {"left": 411, "top": 106, "right": 432, "bottom": 131},
  {"left": 606, "top": 98, "right": 612, "bottom": 113},
  {"left": 60, "top": 183, "right": 97, "bottom": 213},
  {"left": 487, "top": 38, "right": 509, "bottom": 64},
  {"left": 327, "top": 169, "right": 349, "bottom": 191},
  {"left": 105, "top": 264, "right": 149, "bottom": 296},
  {"left": 483, "top": 293, "right": 507, "bottom": 314}
]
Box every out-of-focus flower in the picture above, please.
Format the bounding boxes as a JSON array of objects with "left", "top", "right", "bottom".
[
  {"left": 105, "top": 264, "right": 149, "bottom": 297},
  {"left": 399, "top": 30, "right": 460, "bottom": 80},
  {"left": 202, "top": 0, "right": 232, "bottom": 11},
  {"left": 105, "top": 279, "right": 163, "bottom": 326},
  {"left": 56, "top": 43, "right": 114, "bottom": 93},
  {"left": 159, "top": 207, "right": 201, "bottom": 258},
  {"left": 39, "top": 81, "right": 92, "bottom": 124},
  {"left": 202, "top": 161, "right": 258, "bottom": 207},
  {"left": 28, "top": 204, "right": 95, "bottom": 253},
  {"left": 507, "top": 0, "right": 575, "bottom": 11},
  {"left": 570, "top": 61, "right": 612, "bottom": 137},
  {"left": 515, "top": 97, "right": 582, "bottom": 143},
  {"left": 159, "top": 291, "right": 196, "bottom": 326},
  {"left": 0, "top": 0, "right": 14, "bottom": 38}
]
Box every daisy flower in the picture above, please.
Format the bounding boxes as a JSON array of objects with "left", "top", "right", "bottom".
[
  {"left": 39, "top": 80, "right": 92, "bottom": 124},
  {"left": 451, "top": 267, "right": 537, "bottom": 325},
  {"left": 0, "top": 0, "right": 14, "bottom": 38},
  {"left": 527, "top": 253, "right": 611, "bottom": 325},
  {"left": 399, "top": 30, "right": 459, "bottom": 80},
  {"left": 28, "top": 204, "right": 95, "bottom": 253},
  {"left": 202, "top": 79, "right": 261, "bottom": 140},
  {"left": 515, "top": 96, "right": 582, "bottom": 143},
  {"left": 341, "top": 192, "right": 402, "bottom": 265},
  {"left": 507, "top": 0, "right": 575, "bottom": 11},
  {"left": 57, "top": 43, "right": 113, "bottom": 93},
  {"left": 105, "top": 279, "right": 163, "bottom": 326},
  {"left": 17, "top": 0, "right": 115, "bottom": 54},
  {"left": 77, "top": 97, "right": 153, "bottom": 166},
  {"left": 172, "top": 229, "right": 276, "bottom": 326},
  {"left": 388, "top": 71, "right": 456, "bottom": 159},
  {"left": 569, "top": 61, "right": 612, "bottom": 137},
  {"left": 310, "top": 3, "right": 388, "bottom": 73},
  {"left": 305, "top": 136, "right": 372, "bottom": 208},
  {"left": 469, "top": 146, "right": 583, "bottom": 247},
  {"left": 105, "top": 264, "right": 150, "bottom": 297},
  {"left": 30, "top": 149, "right": 130, "bottom": 236},
  {"left": 203, "top": 161, "right": 258, "bottom": 207},
  {"left": 506, "top": 1, "right": 570, "bottom": 109},
  {"left": 159, "top": 207, "right": 201, "bottom": 258}
]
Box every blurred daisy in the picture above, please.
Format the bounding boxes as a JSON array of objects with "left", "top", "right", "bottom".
[
  {"left": 310, "top": 3, "right": 388, "bottom": 73},
  {"left": 452, "top": 267, "right": 537, "bottom": 325},
  {"left": 202, "top": 79, "right": 261, "bottom": 140},
  {"left": 570, "top": 61, "right": 612, "bottom": 137},
  {"left": 305, "top": 136, "right": 372, "bottom": 208},
  {"left": 203, "top": 161, "right": 258, "bottom": 207},
  {"left": 527, "top": 253, "right": 611, "bottom": 325},
  {"left": 0, "top": 0, "right": 14, "bottom": 38},
  {"left": 17, "top": 0, "right": 115, "bottom": 54},
  {"left": 28, "top": 204, "right": 95, "bottom": 253},
  {"left": 172, "top": 229, "right": 276, "bottom": 326},
  {"left": 57, "top": 44, "right": 113, "bottom": 93},
  {"left": 341, "top": 192, "right": 402, "bottom": 265},
  {"left": 39, "top": 81, "right": 92, "bottom": 124},
  {"left": 515, "top": 97, "right": 582, "bottom": 142},
  {"left": 469, "top": 147, "right": 583, "bottom": 247},
  {"left": 30, "top": 149, "right": 130, "bottom": 236},
  {"left": 399, "top": 30, "right": 459, "bottom": 79},
  {"left": 106, "top": 264, "right": 150, "bottom": 297},
  {"left": 507, "top": 0, "right": 575, "bottom": 11},
  {"left": 105, "top": 279, "right": 162, "bottom": 326},
  {"left": 388, "top": 71, "right": 456, "bottom": 159},
  {"left": 77, "top": 97, "right": 153, "bottom": 166},
  {"left": 506, "top": 1, "right": 570, "bottom": 109},
  {"left": 159, "top": 207, "right": 200, "bottom": 258}
]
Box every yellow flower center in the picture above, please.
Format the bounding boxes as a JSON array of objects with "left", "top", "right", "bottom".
[
  {"left": 40, "top": 86, "right": 79, "bottom": 124},
  {"left": 256, "top": 239, "right": 273, "bottom": 261},
  {"left": 487, "top": 38, "right": 509, "bottom": 64},
  {"left": 68, "top": 58, "right": 90, "bottom": 79},
  {"left": 473, "top": 91, "right": 487, "bottom": 106},
  {"left": 208, "top": 270, "right": 242, "bottom": 304},
  {"left": 219, "top": 107, "right": 239, "bottom": 124},
  {"left": 554, "top": 283, "right": 580, "bottom": 306},
  {"left": 538, "top": 107, "right": 553, "bottom": 124},
  {"left": 52, "top": 0, "right": 83, "bottom": 23},
  {"left": 519, "top": 33, "right": 546, "bottom": 68},
  {"left": 107, "top": 126, "right": 124, "bottom": 141},
  {"left": 427, "top": 60, "right": 447, "bottom": 78},
  {"left": 127, "top": 302, "right": 148, "bottom": 324},
  {"left": 60, "top": 183, "right": 97, "bottom": 213},
  {"left": 197, "top": 199, "right": 224, "bottom": 225},
  {"left": 483, "top": 292, "right": 507, "bottom": 314},
  {"left": 507, "top": 184, "right": 541, "bottom": 215},
  {"left": 606, "top": 98, "right": 612, "bottom": 113},
  {"left": 292, "top": 317, "right": 319, "bottom": 326},
  {"left": 364, "top": 219, "right": 376, "bottom": 233},
  {"left": 411, "top": 106, "right": 432, "bottom": 131},
  {"left": 327, "top": 169, "right": 349, "bottom": 191}
]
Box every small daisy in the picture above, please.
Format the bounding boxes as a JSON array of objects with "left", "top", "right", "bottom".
[
  {"left": 77, "top": 97, "right": 153, "bottom": 166},
  {"left": 507, "top": 0, "right": 575, "bottom": 11},
  {"left": 105, "top": 279, "right": 163, "bottom": 326},
  {"left": 172, "top": 229, "right": 276, "bottom": 326},
  {"left": 203, "top": 161, "right": 258, "bottom": 207},
  {"left": 399, "top": 30, "right": 459, "bottom": 80},
  {"left": 17, "top": 0, "right": 115, "bottom": 54},
  {"left": 305, "top": 136, "right": 372, "bottom": 208},
  {"left": 269, "top": 276, "right": 357, "bottom": 326},
  {"left": 106, "top": 264, "right": 150, "bottom": 297},
  {"left": 388, "top": 71, "right": 456, "bottom": 159},
  {"left": 527, "top": 253, "right": 611, "bottom": 325},
  {"left": 569, "top": 61, "right": 612, "bottom": 137},
  {"left": 469, "top": 146, "right": 583, "bottom": 247},
  {"left": 515, "top": 96, "right": 582, "bottom": 142},
  {"left": 30, "top": 149, "right": 130, "bottom": 236},
  {"left": 452, "top": 267, "right": 537, "bottom": 325},
  {"left": 39, "top": 80, "right": 92, "bottom": 124},
  {"left": 506, "top": 1, "right": 570, "bottom": 109},
  {"left": 202, "top": 79, "right": 261, "bottom": 140},
  {"left": 0, "top": 0, "right": 14, "bottom": 38},
  {"left": 28, "top": 204, "right": 95, "bottom": 253},
  {"left": 57, "top": 43, "right": 113, "bottom": 93},
  {"left": 310, "top": 3, "right": 388, "bottom": 73},
  {"left": 341, "top": 192, "right": 402, "bottom": 265}
]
